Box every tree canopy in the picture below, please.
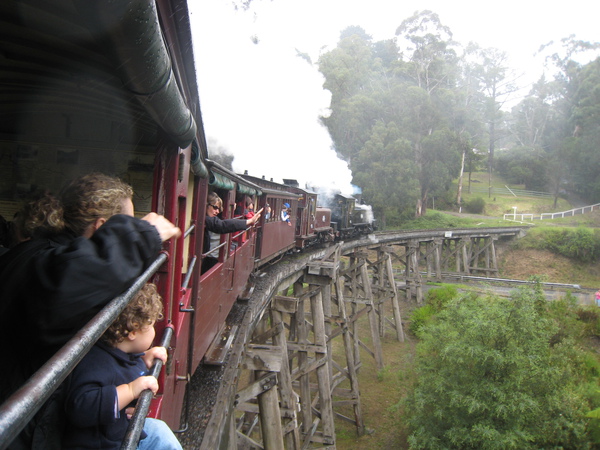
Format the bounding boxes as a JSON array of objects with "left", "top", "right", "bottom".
[{"left": 317, "top": 11, "right": 600, "bottom": 225}]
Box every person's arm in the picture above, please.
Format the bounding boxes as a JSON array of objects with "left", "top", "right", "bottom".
[
  {"left": 33, "top": 215, "right": 172, "bottom": 346},
  {"left": 142, "top": 213, "right": 181, "bottom": 241},
  {"left": 246, "top": 208, "right": 262, "bottom": 226},
  {"left": 206, "top": 215, "right": 247, "bottom": 234},
  {"left": 141, "top": 346, "right": 167, "bottom": 369},
  {"left": 65, "top": 349, "right": 125, "bottom": 427},
  {"left": 115, "top": 376, "right": 158, "bottom": 411},
  {"left": 66, "top": 383, "right": 120, "bottom": 427}
]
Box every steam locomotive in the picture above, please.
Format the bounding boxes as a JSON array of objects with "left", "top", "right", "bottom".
[{"left": 0, "top": 0, "right": 375, "bottom": 446}]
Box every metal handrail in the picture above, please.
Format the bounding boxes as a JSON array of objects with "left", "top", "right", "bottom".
[
  {"left": 181, "top": 256, "right": 197, "bottom": 291},
  {"left": 0, "top": 253, "right": 168, "bottom": 449},
  {"left": 201, "top": 224, "right": 254, "bottom": 259},
  {"left": 201, "top": 240, "right": 227, "bottom": 258},
  {"left": 184, "top": 224, "right": 195, "bottom": 239},
  {"left": 121, "top": 326, "right": 173, "bottom": 449}
]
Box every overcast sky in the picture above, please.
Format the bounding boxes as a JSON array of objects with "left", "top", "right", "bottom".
[{"left": 189, "top": 0, "right": 597, "bottom": 193}]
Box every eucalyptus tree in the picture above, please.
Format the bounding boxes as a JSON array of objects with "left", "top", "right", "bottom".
[
  {"left": 319, "top": 12, "right": 466, "bottom": 221},
  {"left": 509, "top": 77, "right": 554, "bottom": 148},
  {"left": 353, "top": 120, "right": 418, "bottom": 226},
  {"left": 462, "top": 45, "right": 519, "bottom": 197},
  {"left": 508, "top": 77, "right": 564, "bottom": 205},
  {"left": 524, "top": 36, "right": 600, "bottom": 203},
  {"left": 318, "top": 28, "right": 383, "bottom": 163},
  {"left": 394, "top": 10, "right": 458, "bottom": 95},
  {"left": 565, "top": 57, "right": 600, "bottom": 201},
  {"left": 453, "top": 42, "right": 489, "bottom": 207},
  {"left": 392, "top": 10, "right": 463, "bottom": 216}
]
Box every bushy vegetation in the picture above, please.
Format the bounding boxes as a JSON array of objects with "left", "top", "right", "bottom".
[
  {"left": 464, "top": 197, "right": 486, "bottom": 214},
  {"left": 404, "top": 283, "right": 600, "bottom": 449},
  {"left": 495, "top": 147, "right": 547, "bottom": 190},
  {"left": 515, "top": 227, "right": 600, "bottom": 263},
  {"left": 409, "top": 284, "right": 459, "bottom": 337}
]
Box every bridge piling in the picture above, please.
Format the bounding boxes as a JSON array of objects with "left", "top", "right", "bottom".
[{"left": 196, "top": 228, "right": 525, "bottom": 448}]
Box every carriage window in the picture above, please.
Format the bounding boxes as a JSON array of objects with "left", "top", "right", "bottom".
[
  {"left": 0, "top": 141, "right": 156, "bottom": 221},
  {"left": 265, "top": 198, "right": 275, "bottom": 222}
]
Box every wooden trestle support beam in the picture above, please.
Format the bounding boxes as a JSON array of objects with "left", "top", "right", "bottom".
[
  {"left": 198, "top": 229, "right": 518, "bottom": 448},
  {"left": 436, "top": 235, "right": 499, "bottom": 277},
  {"left": 370, "top": 245, "right": 405, "bottom": 343},
  {"left": 382, "top": 233, "right": 501, "bottom": 305},
  {"left": 231, "top": 243, "right": 405, "bottom": 449}
]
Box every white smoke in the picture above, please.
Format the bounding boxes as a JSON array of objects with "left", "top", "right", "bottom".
[{"left": 190, "top": 0, "right": 354, "bottom": 195}]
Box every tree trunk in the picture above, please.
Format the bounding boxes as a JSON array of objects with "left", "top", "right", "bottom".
[
  {"left": 456, "top": 147, "right": 466, "bottom": 207},
  {"left": 468, "top": 155, "right": 473, "bottom": 194},
  {"left": 488, "top": 120, "right": 495, "bottom": 199},
  {"left": 416, "top": 188, "right": 428, "bottom": 218},
  {"left": 415, "top": 198, "right": 422, "bottom": 218}
]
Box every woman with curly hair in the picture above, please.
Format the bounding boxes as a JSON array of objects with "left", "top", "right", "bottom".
[{"left": 0, "top": 173, "right": 181, "bottom": 449}]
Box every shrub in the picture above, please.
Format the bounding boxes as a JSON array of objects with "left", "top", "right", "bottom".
[
  {"left": 514, "top": 227, "right": 600, "bottom": 263},
  {"left": 404, "top": 290, "right": 591, "bottom": 449},
  {"left": 424, "top": 284, "right": 458, "bottom": 311},
  {"left": 464, "top": 197, "right": 485, "bottom": 214},
  {"left": 410, "top": 286, "right": 460, "bottom": 337},
  {"left": 409, "top": 304, "right": 435, "bottom": 338}
]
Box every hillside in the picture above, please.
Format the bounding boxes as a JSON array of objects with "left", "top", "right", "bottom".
[{"left": 498, "top": 247, "right": 600, "bottom": 289}]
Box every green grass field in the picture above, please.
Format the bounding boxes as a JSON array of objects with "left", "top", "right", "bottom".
[
  {"left": 455, "top": 172, "right": 572, "bottom": 217},
  {"left": 397, "top": 172, "right": 600, "bottom": 230}
]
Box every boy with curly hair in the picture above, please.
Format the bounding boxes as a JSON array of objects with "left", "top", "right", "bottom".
[{"left": 63, "top": 284, "right": 182, "bottom": 449}]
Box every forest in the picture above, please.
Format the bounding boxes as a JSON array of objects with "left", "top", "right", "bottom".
[{"left": 316, "top": 10, "right": 600, "bottom": 227}]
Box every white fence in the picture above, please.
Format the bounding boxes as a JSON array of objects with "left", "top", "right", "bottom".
[{"left": 503, "top": 203, "right": 600, "bottom": 222}]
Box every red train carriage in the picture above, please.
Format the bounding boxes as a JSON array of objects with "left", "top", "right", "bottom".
[
  {"left": 0, "top": 0, "right": 259, "bottom": 444},
  {"left": 193, "top": 161, "right": 262, "bottom": 369},
  {"left": 241, "top": 173, "right": 334, "bottom": 251},
  {"left": 281, "top": 182, "right": 334, "bottom": 249},
  {"left": 253, "top": 186, "right": 299, "bottom": 266}
]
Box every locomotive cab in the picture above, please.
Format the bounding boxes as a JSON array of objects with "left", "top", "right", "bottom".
[
  {"left": 352, "top": 203, "right": 377, "bottom": 234},
  {"left": 330, "top": 193, "right": 356, "bottom": 238}
]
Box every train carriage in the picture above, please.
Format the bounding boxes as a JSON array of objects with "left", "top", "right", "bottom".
[
  {"left": 286, "top": 186, "right": 334, "bottom": 249},
  {"left": 241, "top": 173, "right": 334, "bottom": 251},
  {"left": 194, "top": 161, "right": 262, "bottom": 369},
  {"left": 252, "top": 186, "right": 299, "bottom": 266},
  {"left": 0, "top": 1, "right": 378, "bottom": 448},
  {"left": 0, "top": 0, "right": 213, "bottom": 442}
]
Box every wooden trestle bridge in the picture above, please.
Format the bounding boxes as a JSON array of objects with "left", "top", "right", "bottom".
[{"left": 183, "top": 226, "right": 527, "bottom": 449}]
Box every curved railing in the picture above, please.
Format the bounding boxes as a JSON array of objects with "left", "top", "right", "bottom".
[{"left": 0, "top": 253, "right": 168, "bottom": 450}]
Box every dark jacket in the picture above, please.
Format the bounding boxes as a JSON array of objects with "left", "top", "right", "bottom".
[
  {"left": 63, "top": 342, "right": 148, "bottom": 449},
  {"left": 203, "top": 215, "right": 247, "bottom": 254},
  {"left": 0, "top": 214, "right": 161, "bottom": 403}
]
